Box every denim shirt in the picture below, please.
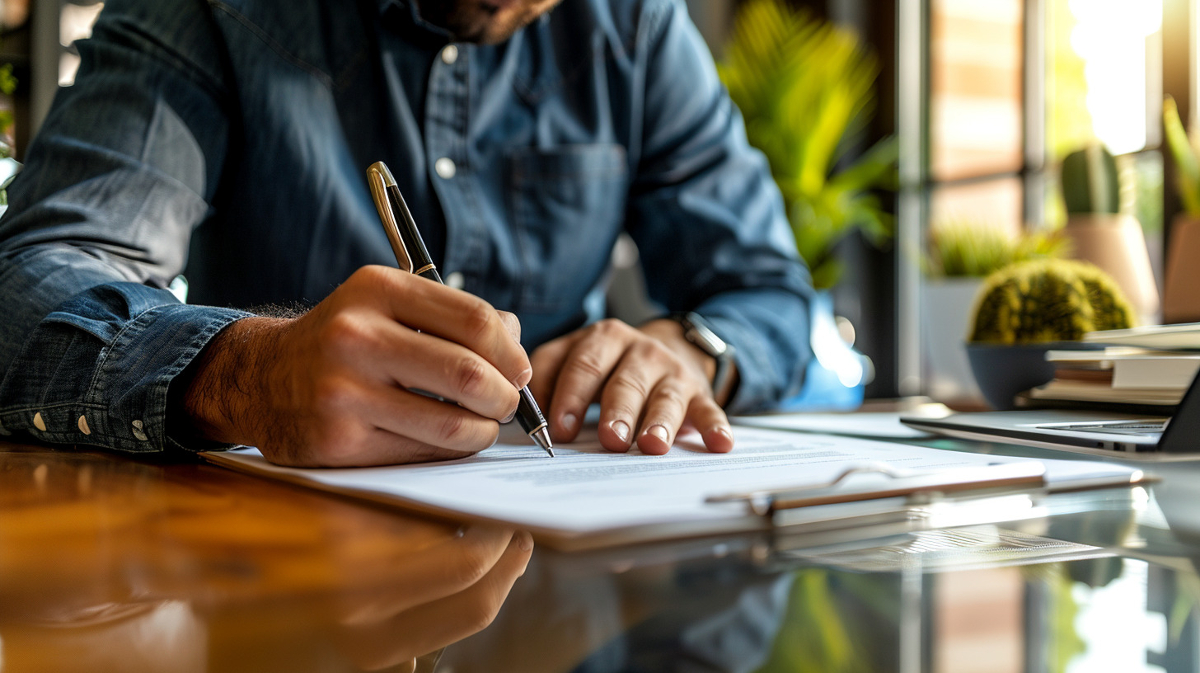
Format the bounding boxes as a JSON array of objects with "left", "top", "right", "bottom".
[{"left": 0, "top": 0, "right": 813, "bottom": 454}]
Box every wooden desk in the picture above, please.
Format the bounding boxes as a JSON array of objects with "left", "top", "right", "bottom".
[
  {"left": 0, "top": 441, "right": 529, "bottom": 672},
  {"left": 5, "top": 433, "right": 1200, "bottom": 672}
]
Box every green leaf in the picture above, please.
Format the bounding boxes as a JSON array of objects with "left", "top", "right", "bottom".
[
  {"left": 1164, "top": 96, "right": 1200, "bottom": 217},
  {"left": 718, "top": 0, "right": 897, "bottom": 289}
]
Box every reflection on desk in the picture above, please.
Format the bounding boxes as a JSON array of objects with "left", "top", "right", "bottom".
[
  {"left": 5, "top": 434, "right": 1200, "bottom": 672},
  {"left": 0, "top": 443, "right": 530, "bottom": 672}
]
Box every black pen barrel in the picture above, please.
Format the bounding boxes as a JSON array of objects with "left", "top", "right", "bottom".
[
  {"left": 516, "top": 386, "right": 547, "bottom": 434},
  {"left": 416, "top": 267, "right": 442, "bottom": 284},
  {"left": 368, "top": 160, "right": 553, "bottom": 456}
]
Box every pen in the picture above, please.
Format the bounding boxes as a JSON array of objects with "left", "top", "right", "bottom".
[{"left": 366, "top": 161, "right": 555, "bottom": 457}]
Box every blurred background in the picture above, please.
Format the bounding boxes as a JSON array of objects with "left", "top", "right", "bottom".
[{"left": 0, "top": 0, "right": 1192, "bottom": 409}]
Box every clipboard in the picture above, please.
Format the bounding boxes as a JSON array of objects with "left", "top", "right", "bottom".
[
  {"left": 204, "top": 443, "right": 1156, "bottom": 552},
  {"left": 704, "top": 461, "right": 1155, "bottom": 548},
  {"left": 201, "top": 418, "right": 1163, "bottom": 552}
]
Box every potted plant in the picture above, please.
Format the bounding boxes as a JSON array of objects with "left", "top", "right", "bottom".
[
  {"left": 1161, "top": 96, "right": 1200, "bottom": 323},
  {"left": 966, "top": 259, "right": 1135, "bottom": 410},
  {"left": 718, "top": 0, "right": 897, "bottom": 291},
  {"left": 1060, "top": 143, "right": 1159, "bottom": 324},
  {"left": 924, "top": 224, "right": 1068, "bottom": 403},
  {"left": 718, "top": 0, "right": 896, "bottom": 409}
]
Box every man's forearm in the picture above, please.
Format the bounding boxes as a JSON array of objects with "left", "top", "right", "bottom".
[
  {"left": 170, "top": 316, "right": 288, "bottom": 449},
  {"left": 694, "top": 289, "right": 812, "bottom": 413}
]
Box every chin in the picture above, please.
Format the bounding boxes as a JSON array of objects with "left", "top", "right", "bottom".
[
  {"left": 460, "top": 13, "right": 528, "bottom": 44},
  {"left": 455, "top": 0, "right": 560, "bottom": 44}
]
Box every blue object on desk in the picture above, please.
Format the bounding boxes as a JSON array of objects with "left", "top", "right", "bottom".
[{"left": 778, "top": 292, "right": 866, "bottom": 412}]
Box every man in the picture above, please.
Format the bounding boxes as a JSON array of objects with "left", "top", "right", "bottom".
[{"left": 0, "top": 0, "right": 813, "bottom": 466}]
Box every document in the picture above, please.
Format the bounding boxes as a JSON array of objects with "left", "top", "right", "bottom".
[{"left": 203, "top": 426, "right": 1139, "bottom": 549}]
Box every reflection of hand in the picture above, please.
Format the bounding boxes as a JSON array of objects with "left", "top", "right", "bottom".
[
  {"left": 179, "top": 266, "right": 531, "bottom": 466},
  {"left": 529, "top": 319, "right": 735, "bottom": 454},
  {"left": 331, "top": 526, "right": 534, "bottom": 671}
]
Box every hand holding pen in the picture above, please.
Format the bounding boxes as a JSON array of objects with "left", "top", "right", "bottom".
[
  {"left": 367, "top": 162, "right": 554, "bottom": 456},
  {"left": 175, "top": 263, "right": 533, "bottom": 466}
]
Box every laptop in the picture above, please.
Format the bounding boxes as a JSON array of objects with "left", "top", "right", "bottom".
[{"left": 901, "top": 371, "right": 1200, "bottom": 460}]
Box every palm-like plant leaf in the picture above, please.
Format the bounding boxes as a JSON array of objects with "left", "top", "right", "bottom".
[
  {"left": 719, "top": 0, "right": 897, "bottom": 289},
  {"left": 1164, "top": 96, "right": 1200, "bottom": 217}
]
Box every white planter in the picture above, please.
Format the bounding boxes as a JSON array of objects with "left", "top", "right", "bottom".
[{"left": 923, "top": 277, "right": 984, "bottom": 403}]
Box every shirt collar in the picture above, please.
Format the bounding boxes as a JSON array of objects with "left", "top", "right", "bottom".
[{"left": 376, "top": 0, "right": 454, "bottom": 40}]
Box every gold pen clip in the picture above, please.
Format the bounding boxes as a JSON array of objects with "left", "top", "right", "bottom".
[{"left": 366, "top": 162, "right": 413, "bottom": 273}]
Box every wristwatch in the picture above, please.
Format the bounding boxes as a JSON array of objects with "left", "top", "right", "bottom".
[{"left": 673, "top": 312, "right": 736, "bottom": 402}]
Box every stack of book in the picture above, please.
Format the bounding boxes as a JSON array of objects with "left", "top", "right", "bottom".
[{"left": 1021, "top": 324, "right": 1200, "bottom": 408}]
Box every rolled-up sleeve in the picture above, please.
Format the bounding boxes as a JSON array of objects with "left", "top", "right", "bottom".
[
  {"left": 0, "top": 0, "right": 248, "bottom": 453},
  {"left": 625, "top": 0, "right": 814, "bottom": 412}
]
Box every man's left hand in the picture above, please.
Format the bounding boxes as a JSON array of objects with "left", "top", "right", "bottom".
[{"left": 528, "top": 319, "right": 735, "bottom": 454}]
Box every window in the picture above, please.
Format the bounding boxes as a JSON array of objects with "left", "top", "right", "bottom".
[{"left": 899, "top": 0, "right": 1170, "bottom": 397}]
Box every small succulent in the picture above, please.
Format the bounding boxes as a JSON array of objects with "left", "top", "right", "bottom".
[
  {"left": 927, "top": 223, "right": 1070, "bottom": 278},
  {"left": 969, "top": 259, "right": 1135, "bottom": 345}
]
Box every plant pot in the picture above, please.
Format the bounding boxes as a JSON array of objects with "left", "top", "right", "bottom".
[
  {"left": 1164, "top": 214, "right": 1200, "bottom": 323},
  {"left": 966, "top": 341, "right": 1103, "bottom": 411},
  {"left": 922, "top": 277, "right": 984, "bottom": 403},
  {"left": 1063, "top": 214, "right": 1160, "bottom": 324}
]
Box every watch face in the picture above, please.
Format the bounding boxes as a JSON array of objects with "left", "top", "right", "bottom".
[
  {"left": 682, "top": 314, "right": 728, "bottom": 357},
  {"left": 689, "top": 324, "right": 726, "bottom": 355}
]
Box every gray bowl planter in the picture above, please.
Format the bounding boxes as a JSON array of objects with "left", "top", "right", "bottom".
[{"left": 967, "top": 341, "right": 1105, "bottom": 410}]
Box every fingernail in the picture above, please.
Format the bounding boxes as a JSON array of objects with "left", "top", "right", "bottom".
[
  {"left": 513, "top": 367, "right": 532, "bottom": 388},
  {"left": 501, "top": 408, "right": 517, "bottom": 424},
  {"left": 647, "top": 424, "right": 669, "bottom": 444},
  {"left": 611, "top": 419, "right": 630, "bottom": 442},
  {"left": 562, "top": 413, "right": 578, "bottom": 432},
  {"left": 519, "top": 531, "right": 534, "bottom": 551},
  {"left": 717, "top": 427, "right": 733, "bottom": 442}
]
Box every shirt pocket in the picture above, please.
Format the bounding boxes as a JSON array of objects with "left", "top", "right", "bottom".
[{"left": 507, "top": 144, "right": 628, "bottom": 314}]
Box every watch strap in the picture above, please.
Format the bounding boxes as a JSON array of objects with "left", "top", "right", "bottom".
[{"left": 672, "top": 312, "right": 735, "bottom": 401}]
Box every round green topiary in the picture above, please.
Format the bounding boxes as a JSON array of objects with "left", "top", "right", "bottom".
[{"left": 969, "top": 259, "right": 1136, "bottom": 344}]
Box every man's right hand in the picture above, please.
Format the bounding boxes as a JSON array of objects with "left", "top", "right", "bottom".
[{"left": 178, "top": 266, "right": 531, "bottom": 467}]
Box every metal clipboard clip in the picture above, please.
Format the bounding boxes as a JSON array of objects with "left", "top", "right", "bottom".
[{"left": 705, "top": 461, "right": 1154, "bottom": 538}]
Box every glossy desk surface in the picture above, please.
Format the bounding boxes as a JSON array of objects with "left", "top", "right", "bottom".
[{"left": 2, "top": 427, "right": 1199, "bottom": 673}]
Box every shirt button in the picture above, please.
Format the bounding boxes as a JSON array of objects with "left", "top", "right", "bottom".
[
  {"left": 77, "top": 415, "right": 91, "bottom": 435},
  {"left": 33, "top": 412, "right": 46, "bottom": 432},
  {"left": 131, "top": 419, "right": 149, "bottom": 442},
  {"left": 445, "top": 271, "right": 465, "bottom": 289},
  {"left": 435, "top": 157, "right": 457, "bottom": 179},
  {"left": 441, "top": 44, "right": 459, "bottom": 65}
]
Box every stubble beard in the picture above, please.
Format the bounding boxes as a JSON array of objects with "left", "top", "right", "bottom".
[{"left": 418, "top": 0, "right": 563, "bottom": 44}]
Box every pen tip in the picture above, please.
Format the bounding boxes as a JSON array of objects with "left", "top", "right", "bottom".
[{"left": 531, "top": 426, "right": 554, "bottom": 457}]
